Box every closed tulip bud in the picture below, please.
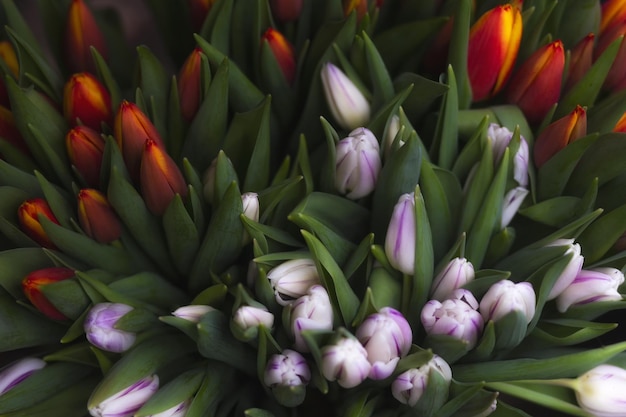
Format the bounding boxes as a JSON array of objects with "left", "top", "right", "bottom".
[
  {"left": 506, "top": 40, "right": 565, "bottom": 124},
  {"left": 430, "top": 257, "right": 475, "bottom": 301},
  {"left": 479, "top": 280, "right": 536, "bottom": 324},
  {"left": 289, "top": 285, "right": 334, "bottom": 352},
  {"left": 544, "top": 239, "right": 584, "bottom": 300},
  {"left": 392, "top": 355, "right": 452, "bottom": 407},
  {"left": 17, "top": 198, "right": 60, "bottom": 249},
  {"left": 22, "top": 267, "right": 75, "bottom": 321},
  {"left": 335, "top": 127, "right": 381, "bottom": 199},
  {"left": 65, "top": 0, "right": 108, "bottom": 73},
  {"left": 487, "top": 123, "right": 529, "bottom": 187},
  {"left": 264, "top": 349, "right": 310, "bottom": 407},
  {"left": 241, "top": 192, "right": 260, "bottom": 223},
  {"left": 77, "top": 189, "right": 122, "bottom": 243},
  {"left": 356, "top": 307, "right": 412, "bottom": 380},
  {"left": 178, "top": 48, "right": 203, "bottom": 122},
  {"left": 556, "top": 268, "right": 624, "bottom": 313},
  {"left": 172, "top": 305, "right": 214, "bottom": 323},
  {"left": 0, "top": 358, "right": 46, "bottom": 396},
  {"left": 343, "top": 0, "right": 368, "bottom": 19},
  {"left": 261, "top": 28, "right": 296, "bottom": 85},
  {"left": 421, "top": 294, "right": 484, "bottom": 350},
  {"left": 270, "top": 0, "right": 303, "bottom": 22},
  {"left": 572, "top": 365, "right": 626, "bottom": 417},
  {"left": 266, "top": 258, "right": 321, "bottom": 306},
  {"left": 140, "top": 139, "right": 189, "bottom": 216},
  {"left": 533, "top": 105, "right": 587, "bottom": 168},
  {"left": 0, "top": 105, "right": 28, "bottom": 155},
  {"left": 114, "top": 100, "right": 166, "bottom": 179},
  {"left": 565, "top": 34, "right": 595, "bottom": 92},
  {"left": 383, "top": 114, "right": 402, "bottom": 158},
  {"left": 88, "top": 375, "right": 159, "bottom": 417},
  {"left": 500, "top": 186, "right": 528, "bottom": 229},
  {"left": 321, "top": 336, "right": 371, "bottom": 388},
  {"left": 320, "top": 62, "right": 371, "bottom": 131},
  {"left": 233, "top": 305, "right": 275, "bottom": 331},
  {"left": 385, "top": 193, "right": 416, "bottom": 275},
  {"left": 63, "top": 72, "right": 112, "bottom": 130},
  {"left": 84, "top": 302, "right": 136, "bottom": 353},
  {"left": 601, "top": 0, "right": 626, "bottom": 36},
  {"left": 467, "top": 4, "right": 522, "bottom": 101},
  {"left": 596, "top": 19, "right": 626, "bottom": 91},
  {"left": 66, "top": 126, "right": 105, "bottom": 188},
  {"left": 147, "top": 400, "right": 189, "bottom": 417},
  {"left": 187, "top": 0, "right": 215, "bottom": 31}
]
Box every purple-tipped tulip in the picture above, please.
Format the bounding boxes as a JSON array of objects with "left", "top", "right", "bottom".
[
  {"left": 233, "top": 305, "right": 275, "bottom": 331},
  {"left": 266, "top": 259, "right": 321, "bottom": 306},
  {"left": 0, "top": 358, "right": 46, "bottom": 395},
  {"left": 321, "top": 336, "right": 371, "bottom": 388},
  {"left": 545, "top": 239, "right": 584, "bottom": 300},
  {"left": 320, "top": 62, "right": 370, "bottom": 130},
  {"left": 264, "top": 349, "right": 311, "bottom": 407},
  {"left": 573, "top": 365, "right": 626, "bottom": 417},
  {"left": 84, "top": 302, "right": 136, "bottom": 353},
  {"left": 479, "top": 280, "right": 536, "bottom": 324},
  {"left": 430, "top": 257, "right": 475, "bottom": 301},
  {"left": 289, "top": 285, "right": 333, "bottom": 352},
  {"left": 500, "top": 186, "right": 528, "bottom": 229},
  {"left": 421, "top": 293, "right": 484, "bottom": 349},
  {"left": 385, "top": 193, "right": 416, "bottom": 275},
  {"left": 88, "top": 374, "right": 159, "bottom": 417},
  {"left": 391, "top": 355, "right": 452, "bottom": 407},
  {"left": 335, "top": 127, "right": 381, "bottom": 199},
  {"left": 487, "top": 123, "right": 529, "bottom": 187},
  {"left": 556, "top": 268, "right": 624, "bottom": 313},
  {"left": 356, "top": 307, "right": 412, "bottom": 380},
  {"left": 148, "top": 400, "right": 189, "bottom": 417}
]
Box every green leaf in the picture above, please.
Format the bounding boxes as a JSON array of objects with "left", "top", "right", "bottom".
[
  {"left": 432, "top": 65, "right": 459, "bottom": 170},
  {"left": 447, "top": 0, "right": 472, "bottom": 108},
  {"left": 0, "top": 247, "right": 52, "bottom": 298},
  {"left": 163, "top": 194, "right": 200, "bottom": 275},
  {"left": 577, "top": 203, "right": 626, "bottom": 263},
  {"left": 393, "top": 73, "right": 448, "bottom": 123},
  {"left": 567, "top": 133, "right": 626, "bottom": 192},
  {"left": 109, "top": 272, "right": 188, "bottom": 311},
  {"left": 362, "top": 31, "right": 393, "bottom": 110},
  {"left": 519, "top": 196, "right": 581, "bottom": 228},
  {"left": 530, "top": 319, "right": 617, "bottom": 347},
  {"left": 136, "top": 369, "right": 205, "bottom": 416},
  {"left": 91, "top": 47, "right": 121, "bottom": 110},
  {"left": 40, "top": 278, "right": 90, "bottom": 321}
]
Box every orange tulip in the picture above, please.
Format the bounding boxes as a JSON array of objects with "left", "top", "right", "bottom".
[
  {"left": 17, "top": 198, "right": 60, "bottom": 249},
  {"left": 533, "top": 105, "right": 587, "bottom": 168},
  {"left": 77, "top": 189, "right": 122, "bottom": 243},
  {"left": 261, "top": 28, "right": 297, "bottom": 85},
  {"left": 22, "top": 267, "right": 75, "bottom": 320},
  {"left": 467, "top": 4, "right": 522, "bottom": 101},
  {"left": 64, "top": 0, "right": 108, "bottom": 73},
  {"left": 600, "top": 0, "right": 626, "bottom": 36},
  {"left": 178, "top": 48, "right": 203, "bottom": 122},
  {"left": 613, "top": 111, "right": 626, "bottom": 133},
  {"left": 66, "top": 125, "right": 105, "bottom": 187},
  {"left": 63, "top": 72, "right": 112, "bottom": 130}
]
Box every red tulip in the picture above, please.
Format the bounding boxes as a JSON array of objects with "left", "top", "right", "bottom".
[
  {"left": 177, "top": 48, "right": 203, "bottom": 122},
  {"left": 533, "top": 105, "right": 587, "bottom": 168},
  {"left": 64, "top": 0, "right": 108, "bottom": 73},
  {"left": 17, "top": 198, "right": 60, "bottom": 249},
  {"left": 63, "top": 72, "right": 112, "bottom": 130},
  {"left": 261, "top": 28, "right": 297, "bottom": 85},
  {"left": 66, "top": 125, "right": 105, "bottom": 187},
  {"left": 22, "top": 267, "right": 75, "bottom": 320},
  {"left": 77, "top": 189, "right": 122, "bottom": 243},
  {"left": 565, "top": 34, "right": 595, "bottom": 92}
]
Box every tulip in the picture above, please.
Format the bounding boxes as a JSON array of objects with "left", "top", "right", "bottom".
[
  {"left": 506, "top": 40, "right": 565, "bottom": 125},
  {"left": 321, "top": 336, "right": 371, "bottom": 388},
  {"left": 270, "top": 0, "right": 303, "bottom": 22},
  {"left": 261, "top": 28, "right": 296, "bottom": 85},
  {"left": 241, "top": 192, "right": 260, "bottom": 223},
  {"left": 147, "top": 400, "right": 189, "bottom": 417},
  {"left": 533, "top": 105, "right": 587, "bottom": 168},
  {"left": 172, "top": 305, "right": 214, "bottom": 323},
  {"left": 65, "top": 0, "right": 108, "bottom": 73},
  {"left": 565, "top": 34, "right": 595, "bottom": 92},
  {"left": 63, "top": 72, "right": 112, "bottom": 130},
  {"left": 187, "top": 0, "right": 215, "bottom": 31},
  {"left": 467, "top": 4, "right": 522, "bottom": 101},
  {"left": 421, "top": 295, "right": 484, "bottom": 350},
  {"left": 17, "top": 198, "right": 60, "bottom": 249},
  {"left": 613, "top": 111, "right": 626, "bottom": 133},
  {"left": 544, "top": 239, "right": 584, "bottom": 300},
  {"left": 288, "top": 285, "right": 333, "bottom": 352},
  {"left": 264, "top": 349, "right": 310, "bottom": 407},
  {"left": 84, "top": 302, "right": 136, "bottom": 353},
  {"left": 479, "top": 280, "right": 536, "bottom": 324},
  {"left": 77, "top": 189, "right": 122, "bottom": 243},
  {"left": 487, "top": 123, "right": 529, "bottom": 187},
  {"left": 266, "top": 258, "right": 321, "bottom": 306},
  {"left": 22, "top": 267, "right": 75, "bottom": 320},
  {"left": 320, "top": 62, "right": 371, "bottom": 131},
  {"left": 66, "top": 125, "right": 106, "bottom": 187},
  {"left": 356, "top": 307, "right": 412, "bottom": 380},
  {"left": 335, "top": 127, "right": 382, "bottom": 199},
  {"left": 343, "top": 0, "right": 368, "bottom": 19},
  {"left": 430, "top": 257, "right": 475, "bottom": 301},
  {"left": 140, "top": 139, "right": 189, "bottom": 216},
  {"left": 573, "top": 365, "right": 626, "bottom": 417},
  {"left": 383, "top": 114, "right": 402, "bottom": 158},
  {"left": 114, "top": 100, "right": 166, "bottom": 179},
  {"left": 600, "top": 0, "right": 626, "bottom": 36},
  {"left": 500, "top": 186, "right": 528, "bottom": 229},
  {"left": 556, "top": 268, "right": 624, "bottom": 313},
  {"left": 0, "top": 41, "right": 17, "bottom": 109},
  {"left": 88, "top": 375, "right": 159, "bottom": 417},
  {"left": 391, "top": 355, "right": 452, "bottom": 407},
  {"left": 177, "top": 47, "right": 203, "bottom": 122},
  {"left": 0, "top": 105, "right": 28, "bottom": 155},
  {"left": 233, "top": 305, "right": 275, "bottom": 331},
  {"left": 0, "top": 358, "right": 46, "bottom": 396},
  {"left": 385, "top": 193, "right": 416, "bottom": 275}
]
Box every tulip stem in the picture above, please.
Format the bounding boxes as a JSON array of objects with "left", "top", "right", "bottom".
[{"left": 401, "top": 273, "right": 411, "bottom": 317}]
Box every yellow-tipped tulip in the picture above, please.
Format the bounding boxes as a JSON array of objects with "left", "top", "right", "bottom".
[
  {"left": 64, "top": 0, "right": 108, "bottom": 73},
  {"left": 63, "top": 72, "right": 112, "bottom": 130},
  {"left": 467, "top": 4, "right": 522, "bottom": 101},
  {"left": 533, "top": 105, "right": 587, "bottom": 168},
  {"left": 343, "top": 0, "right": 368, "bottom": 19},
  {"left": 596, "top": 14, "right": 626, "bottom": 91},
  {"left": 261, "top": 28, "right": 297, "bottom": 85},
  {"left": 178, "top": 48, "right": 203, "bottom": 122},
  {"left": 17, "top": 198, "right": 60, "bottom": 249},
  {"left": 600, "top": 0, "right": 626, "bottom": 36},
  {"left": 613, "top": 111, "right": 626, "bottom": 133},
  {"left": 66, "top": 125, "right": 105, "bottom": 187},
  {"left": 77, "top": 189, "right": 122, "bottom": 243},
  {"left": 22, "top": 267, "right": 75, "bottom": 320}
]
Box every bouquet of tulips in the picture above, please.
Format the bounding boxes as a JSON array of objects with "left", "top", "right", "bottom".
[{"left": 2, "top": 0, "right": 626, "bottom": 416}]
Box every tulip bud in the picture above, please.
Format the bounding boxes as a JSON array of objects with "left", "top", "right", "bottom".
[
  {"left": 506, "top": 40, "right": 565, "bottom": 125},
  {"left": 556, "top": 268, "right": 624, "bottom": 313},
  {"left": 320, "top": 62, "right": 371, "bottom": 131},
  {"left": 266, "top": 258, "right": 321, "bottom": 306},
  {"left": 385, "top": 193, "right": 416, "bottom": 275},
  {"left": 84, "top": 302, "right": 136, "bottom": 353},
  {"left": 613, "top": 111, "right": 626, "bottom": 133},
  {"left": 565, "top": 34, "right": 595, "bottom": 92},
  {"left": 487, "top": 123, "right": 529, "bottom": 187},
  {"left": 0, "top": 358, "right": 46, "bottom": 395},
  {"left": 270, "top": 0, "right": 303, "bottom": 22},
  {"left": 66, "top": 125, "right": 105, "bottom": 187},
  {"left": 0, "top": 105, "right": 29, "bottom": 155},
  {"left": 233, "top": 305, "right": 275, "bottom": 332},
  {"left": 391, "top": 355, "right": 452, "bottom": 407},
  {"left": 421, "top": 294, "right": 484, "bottom": 350},
  {"left": 572, "top": 365, "right": 626, "bottom": 417},
  {"left": 533, "top": 105, "right": 587, "bottom": 168},
  {"left": 187, "top": 0, "right": 215, "bottom": 31},
  {"left": 17, "top": 198, "right": 60, "bottom": 249},
  {"left": 335, "top": 127, "right": 381, "bottom": 199},
  {"left": 544, "top": 239, "right": 584, "bottom": 300},
  {"left": 596, "top": 18, "right": 626, "bottom": 91},
  {"left": 288, "top": 285, "right": 334, "bottom": 352},
  {"left": 321, "top": 335, "right": 371, "bottom": 388},
  {"left": 172, "top": 305, "right": 214, "bottom": 323},
  {"left": 22, "top": 267, "right": 75, "bottom": 321},
  {"left": 241, "top": 192, "right": 260, "bottom": 222},
  {"left": 140, "top": 139, "right": 189, "bottom": 216},
  {"left": 264, "top": 349, "right": 310, "bottom": 407},
  {"left": 147, "top": 400, "right": 189, "bottom": 417},
  {"left": 88, "top": 375, "right": 159, "bottom": 417},
  {"left": 65, "top": 0, "right": 108, "bottom": 73},
  {"left": 383, "top": 114, "right": 402, "bottom": 158},
  {"left": 600, "top": 0, "right": 626, "bottom": 36},
  {"left": 343, "top": 0, "right": 367, "bottom": 20},
  {"left": 177, "top": 47, "right": 203, "bottom": 122},
  {"left": 467, "top": 4, "right": 522, "bottom": 101},
  {"left": 63, "top": 72, "right": 112, "bottom": 130},
  {"left": 261, "top": 28, "right": 297, "bottom": 85},
  {"left": 479, "top": 280, "right": 536, "bottom": 324},
  {"left": 356, "top": 307, "right": 412, "bottom": 380},
  {"left": 77, "top": 189, "right": 122, "bottom": 243},
  {"left": 430, "top": 257, "right": 475, "bottom": 301},
  {"left": 500, "top": 186, "right": 528, "bottom": 229},
  {"left": 114, "top": 100, "right": 166, "bottom": 179}
]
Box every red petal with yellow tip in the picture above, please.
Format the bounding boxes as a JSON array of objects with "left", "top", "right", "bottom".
[
  {"left": 77, "top": 189, "right": 122, "bottom": 243},
  {"left": 533, "top": 105, "right": 587, "bottom": 168},
  {"left": 63, "top": 72, "right": 112, "bottom": 130},
  {"left": 64, "top": 0, "right": 108, "bottom": 73},
  {"left": 177, "top": 48, "right": 203, "bottom": 122},
  {"left": 66, "top": 125, "right": 105, "bottom": 187},
  {"left": 22, "top": 267, "right": 75, "bottom": 320},
  {"left": 261, "top": 28, "right": 296, "bottom": 85},
  {"left": 17, "top": 198, "right": 60, "bottom": 249}
]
